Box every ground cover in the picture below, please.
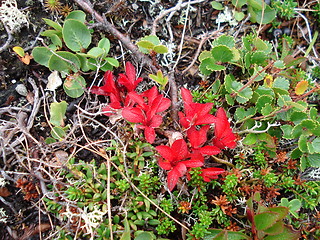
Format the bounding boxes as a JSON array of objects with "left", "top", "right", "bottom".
[{"left": 0, "top": 0, "right": 319, "bottom": 239}]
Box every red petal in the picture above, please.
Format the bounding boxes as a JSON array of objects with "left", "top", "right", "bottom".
[
  {"left": 144, "top": 127, "right": 156, "bottom": 144},
  {"left": 122, "top": 107, "right": 145, "bottom": 123},
  {"left": 156, "top": 145, "right": 174, "bottom": 162},
  {"left": 167, "top": 162, "right": 187, "bottom": 191}
]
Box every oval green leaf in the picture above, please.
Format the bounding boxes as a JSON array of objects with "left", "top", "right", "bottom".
[{"left": 62, "top": 19, "right": 91, "bottom": 52}]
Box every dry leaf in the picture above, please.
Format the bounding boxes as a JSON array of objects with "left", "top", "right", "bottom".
[
  {"left": 295, "top": 80, "right": 308, "bottom": 95},
  {"left": 46, "top": 71, "right": 62, "bottom": 91}
]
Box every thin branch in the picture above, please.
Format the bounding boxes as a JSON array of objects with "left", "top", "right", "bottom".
[
  {"left": 72, "top": 0, "right": 180, "bottom": 124},
  {"left": 0, "top": 25, "right": 13, "bottom": 53},
  {"left": 151, "top": 0, "right": 207, "bottom": 35}
]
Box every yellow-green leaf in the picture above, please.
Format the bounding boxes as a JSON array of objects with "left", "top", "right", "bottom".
[{"left": 295, "top": 80, "right": 308, "bottom": 95}]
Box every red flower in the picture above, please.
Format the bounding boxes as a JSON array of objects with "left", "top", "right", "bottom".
[
  {"left": 156, "top": 139, "right": 204, "bottom": 191},
  {"left": 187, "top": 126, "right": 220, "bottom": 155},
  {"left": 200, "top": 167, "right": 225, "bottom": 182},
  {"left": 122, "top": 86, "right": 171, "bottom": 144},
  {"left": 212, "top": 108, "right": 237, "bottom": 149},
  {"left": 90, "top": 62, "right": 142, "bottom": 116},
  {"left": 179, "top": 88, "right": 216, "bottom": 129}
]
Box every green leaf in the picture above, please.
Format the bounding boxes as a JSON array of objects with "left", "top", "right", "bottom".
[
  {"left": 63, "top": 75, "right": 86, "bottom": 98},
  {"left": 247, "top": 0, "right": 264, "bottom": 10},
  {"left": 106, "top": 57, "right": 120, "bottom": 67},
  {"left": 211, "top": 1, "right": 224, "bottom": 10},
  {"left": 254, "top": 212, "right": 280, "bottom": 231},
  {"left": 268, "top": 206, "right": 289, "bottom": 221},
  {"left": 253, "top": 38, "right": 268, "bottom": 51},
  {"left": 312, "top": 138, "right": 320, "bottom": 153},
  {"left": 48, "top": 51, "right": 81, "bottom": 73},
  {"left": 134, "top": 232, "right": 155, "bottom": 240},
  {"left": 307, "top": 154, "right": 320, "bottom": 167},
  {"left": 234, "top": 11, "right": 245, "bottom": 21},
  {"left": 298, "top": 135, "right": 308, "bottom": 152},
  {"left": 235, "top": 107, "right": 256, "bottom": 122},
  {"left": 280, "top": 125, "right": 293, "bottom": 139},
  {"left": 232, "top": 0, "right": 247, "bottom": 8},
  {"left": 204, "top": 229, "right": 250, "bottom": 240},
  {"left": 153, "top": 44, "right": 168, "bottom": 54},
  {"left": 43, "top": 18, "right": 62, "bottom": 31},
  {"left": 273, "top": 77, "right": 289, "bottom": 90},
  {"left": 49, "top": 34, "right": 63, "bottom": 48},
  {"left": 283, "top": 55, "right": 306, "bottom": 68},
  {"left": 290, "top": 112, "right": 308, "bottom": 124},
  {"left": 251, "top": 51, "right": 268, "bottom": 65},
  {"left": 140, "top": 35, "right": 160, "bottom": 45},
  {"left": 290, "top": 148, "right": 302, "bottom": 159},
  {"left": 49, "top": 101, "right": 67, "bottom": 126},
  {"left": 137, "top": 40, "right": 155, "bottom": 50},
  {"left": 213, "top": 35, "right": 235, "bottom": 48},
  {"left": 263, "top": 221, "right": 284, "bottom": 236},
  {"left": 62, "top": 19, "right": 91, "bottom": 52},
  {"left": 264, "top": 226, "right": 300, "bottom": 240},
  {"left": 199, "top": 57, "right": 216, "bottom": 75},
  {"left": 32, "top": 47, "right": 53, "bottom": 68},
  {"left": 261, "top": 103, "right": 274, "bottom": 115},
  {"left": 243, "top": 133, "right": 257, "bottom": 145},
  {"left": 199, "top": 50, "right": 212, "bottom": 61},
  {"left": 225, "top": 94, "right": 234, "bottom": 105},
  {"left": 274, "top": 60, "right": 286, "bottom": 69},
  {"left": 149, "top": 70, "right": 168, "bottom": 87},
  {"left": 45, "top": 137, "right": 56, "bottom": 144},
  {"left": 255, "top": 5, "right": 276, "bottom": 24},
  {"left": 207, "top": 63, "right": 226, "bottom": 71},
  {"left": 51, "top": 126, "right": 67, "bottom": 140},
  {"left": 256, "top": 95, "right": 273, "bottom": 113},
  {"left": 78, "top": 47, "right": 104, "bottom": 58},
  {"left": 65, "top": 10, "right": 86, "bottom": 22},
  {"left": 120, "top": 218, "right": 131, "bottom": 240},
  {"left": 211, "top": 45, "right": 234, "bottom": 62},
  {"left": 236, "top": 87, "right": 253, "bottom": 103},
  {"left": 98, "top": 38, "right": 110, "bottom": 54}
]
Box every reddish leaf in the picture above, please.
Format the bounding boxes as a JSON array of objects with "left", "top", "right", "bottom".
[
  {"left": 158, "top": 158, "right": 172, "bottom": 170},
  {"left": 149, "top": 115, "right": 163, "bottom": 128},
  {"left": 144, "top": 126, "right": 156, "bottom": 144},
  {"left": 200, "top": 167, "right": 225, "bottom": 182},
  {"left": 213, "top": 108, "right": 237, "bottom": 149},
  {"left": 187, "top": 125, "right": 210, "bottom": 149},
  {"left": 156, "top": 145, "right": 175, "bottom": 163},
  {"left": 181, "top": 88, "right": 193, "bottom": 104},
  {"left": 198, "top": 145, "right": 221, "bottom": 155},
  {"left": 171, "top": 139, "right": 189, "bottom": 161},
  {"left": 167, "top": 162, "right": 187, "bottom": 191},
  {"left": 118, "top": 62, "right": 143, "bottom": 92},
  {"left": 122, "top": 107, "right": 145, "bottom": 123}
]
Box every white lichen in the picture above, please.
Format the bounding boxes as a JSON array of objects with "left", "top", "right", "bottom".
[
  {"left": 61, "top": 205, "right": 106, "bottom": 240},
  {"left": 0, "top": 0, "right": 29, "bottom": 33},
  {"left": 0, "top": 208, "right": 7, "bottom": 223},
  {"left": 0, "top": 177, "right": 7, "bottom": 187},
  {"left": 216, "top": 7, "right": 238, "bottom": 27}
]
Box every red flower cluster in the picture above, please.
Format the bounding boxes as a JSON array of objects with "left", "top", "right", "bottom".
[
  {"left": 90, "top": 62, "right": 170, "bottom": 144},
  {"left": 156, "top": 88, "right": 237, "bottom": 191},
  {"left": 91, "top": 64, "right": 236, "bottom": 191}
]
